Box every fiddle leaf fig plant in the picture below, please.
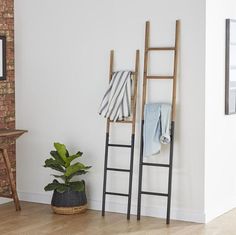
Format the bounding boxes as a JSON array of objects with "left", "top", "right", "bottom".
[{"left": 44, "top": 142, "right": 91, "bottom": 193}]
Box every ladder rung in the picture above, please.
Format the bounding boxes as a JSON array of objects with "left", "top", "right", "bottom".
[
  {"left": 108, "top": 144, "right": 132, "bottom": 148},
  {"left": 112, "top": 120, "right": 133, "bottom": 123},
  {"left": 141, "top": 191, "right": 168, "bottom": 197},
  {"left": 146, "top": 76, "right": 173, "bottom": 80},
  {"left": 107, "top": 167, "right": 130, "bottom": 172},
  {"left": 148, "top": 47, "right": 175, "bottom": 51},
  {"left": 106, "top": 192, "right": 129, "bottom": 197},
  {"left": 142, "top": 162, "right": 170, "bottom": 168}
]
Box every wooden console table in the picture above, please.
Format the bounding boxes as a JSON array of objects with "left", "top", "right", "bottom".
[{"left": 0, "top": 129, "right": 27, "bottom": 211}]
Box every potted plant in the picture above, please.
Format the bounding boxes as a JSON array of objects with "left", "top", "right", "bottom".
[{"left": 44, "top": 142, "right": 91, "bottom": 215}]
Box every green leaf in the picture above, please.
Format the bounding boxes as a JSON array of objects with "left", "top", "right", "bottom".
[
  {"left": 54, "top": 142, "right": 68, "bottom": 163},
  {"left": 69, "top": 181, "right": 84, "bottom": 192},
  {"left": 66, "top": 153, "right": 81, "bottom": 164},
  {"left": 76, "top": 151, "right": 83, "bottom": 156},
  {"left": 44, "top": 180, "right": 60, "bottom": 191},
  {"left": 50, "top": 151, "right": 65, "bottom": 166},
  {"left": 64, "top": 151, "right": 83, "bottom": 168},
  {"left": 85, "top": 166, "right": 92, "bottom": 170},
  {"left": 67, "top": 166, "right": 91, "bottom": 180},
  {"left": 44, "top": 180, "right": 68, "bottom": 193},
  {"left": 77, "top": 170, "right": 89, "bottom": 175},
  {"left": 44, "top": 158, "right": 65, "bottom": 173},
  {"left": 56, "top": 184, "right": 68, "bottom": 193},
  {"left": 52, "top": 174, "right": 66, "bottom": 181},
  {"left": 64, "top": 162, "right": 86, "bottom": 177},
  {"left": 67, "top": 170, "right": 88, "bottom": 180},
  {"left": 66, "top": 155, "right": 77, "bottom": 166}
]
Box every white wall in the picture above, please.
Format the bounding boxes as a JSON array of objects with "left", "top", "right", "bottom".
[
  {"left": 13, "top": 0, "right": 206, "bottom": 222},
  {"left": 205, "top": 0, "right": 236, "bottom": 223}
]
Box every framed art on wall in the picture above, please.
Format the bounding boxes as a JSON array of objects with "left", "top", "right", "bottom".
[
  {"left": 225, "top": 19, "right": 236, "bottom": 114},
  {"left": 0, "top": 36, "right": 6, "bottom": 81}
]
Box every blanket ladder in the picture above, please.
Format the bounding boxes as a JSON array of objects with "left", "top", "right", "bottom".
[
  {"left": 137, "top": 20, "right": 180, "bottom": 224},
  {"left": 102, "top": 50, "right": 139, "bottom": 220}
]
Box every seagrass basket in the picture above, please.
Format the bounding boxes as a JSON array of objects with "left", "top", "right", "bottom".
[{"left": 52, "top": 204, "right": 87, "bottom": 215}]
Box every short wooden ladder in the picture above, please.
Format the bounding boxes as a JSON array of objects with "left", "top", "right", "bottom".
[{"left": 102, "top": 50, "right": 139, "bottom": 220}]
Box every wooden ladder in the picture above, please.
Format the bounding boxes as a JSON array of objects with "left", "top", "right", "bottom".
[
  {"left": 102, "top": 50, "right": 139, "bottom": 220},
  {"left": 137, "top": 20, "right": 180, "bottom": 224}
]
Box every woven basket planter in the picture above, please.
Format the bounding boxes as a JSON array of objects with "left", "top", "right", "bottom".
[
  {"left": 51, "top": 181, "right": 87, "bottom": 215},
  {"left": 52, "top": 204, "right": 87, "bottom": 215}
]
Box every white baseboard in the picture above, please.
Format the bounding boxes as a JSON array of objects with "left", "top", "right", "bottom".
[
  {"left": 89, "top": 199, "right": 205, "bottom": 223},
  {"left": 18, "top": 191, "right": 205, "bottom": 223},
  {"left": 19, "top": 191, "right": 52, "bottom": 204},
  {"left": 0, "top": 198, "right": 13, "bottom": 204}
]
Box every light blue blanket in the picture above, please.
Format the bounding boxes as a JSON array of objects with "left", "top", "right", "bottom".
[{"left": 143, "top": 103, "right": 172, "bottom": 157}]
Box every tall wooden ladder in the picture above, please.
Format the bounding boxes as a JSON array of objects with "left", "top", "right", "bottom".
[
  {"left": 137, "top": 20, "right": 180, "bottom": 224},
  {"left": 102, "top": 50, "right": 139, "bottom": 220}
]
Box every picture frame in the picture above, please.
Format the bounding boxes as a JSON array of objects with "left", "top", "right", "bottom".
[
  {"left": 225, "top": 19, "right": 236, "bottom": 114},
  {"left": 0, "top": 35, "right": 6, "bottom": 81}
]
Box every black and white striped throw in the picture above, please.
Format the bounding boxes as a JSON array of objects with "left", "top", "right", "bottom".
[{"left": 99, "top": 71, "right": 132, "bottom": 121}]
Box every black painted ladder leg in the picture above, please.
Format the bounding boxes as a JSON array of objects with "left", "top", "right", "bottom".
[
  {"left": 102, "top": 132, "right": 109, "bottom": 216},
  {"left": 127, "top": 134, "right": 135, "bottom": 220},
  {"left": 137, "top": 120, "right": 144, "bottom": 220},
  {"left": 166, "top": 121, "right": 175, "bottom": 224}
]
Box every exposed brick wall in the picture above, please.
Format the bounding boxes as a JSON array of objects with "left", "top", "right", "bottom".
[{"left": 0, "top": 0, "right": 15, "bottom": 196}]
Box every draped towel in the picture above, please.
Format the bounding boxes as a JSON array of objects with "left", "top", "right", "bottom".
[
  {"left": 143, "top": 103, "right": 171, "bottom": 157},
  {"left": 99, "top": 71, "right": 132, "bottom": 121}
]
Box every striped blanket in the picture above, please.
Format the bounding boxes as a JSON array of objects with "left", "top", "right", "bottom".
[{"left": 99, "top": 71, "right": 132, "bottom": 121}]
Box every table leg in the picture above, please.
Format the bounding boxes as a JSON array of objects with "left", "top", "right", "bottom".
[{"left": 0, "top": 148, "right": 21, "bottom": 211}]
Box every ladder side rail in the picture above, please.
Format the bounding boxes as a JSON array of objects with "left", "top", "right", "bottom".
[
  {"left": 137, "top": 21, "right": 150, "bottom": 220},
  {"left": 171, "top": 20, "right": 180, "bottom": 122},
  {"left": 127, "top": 50, "right": 139, "bottom": 219},
  {"left": 102, "top": 50, "right": 114, "bottom": 216},
  {"left": 166, "top": 20, "right": 180, "bottom": 224}
]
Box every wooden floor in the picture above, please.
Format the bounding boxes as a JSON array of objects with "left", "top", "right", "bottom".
[{"left": 0, "top": 202, "right": 236, "bottom": 235}]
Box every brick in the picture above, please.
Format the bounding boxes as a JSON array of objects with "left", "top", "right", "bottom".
[{"left": 0, "top": 0, "right": 15, "bottom": 195}]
